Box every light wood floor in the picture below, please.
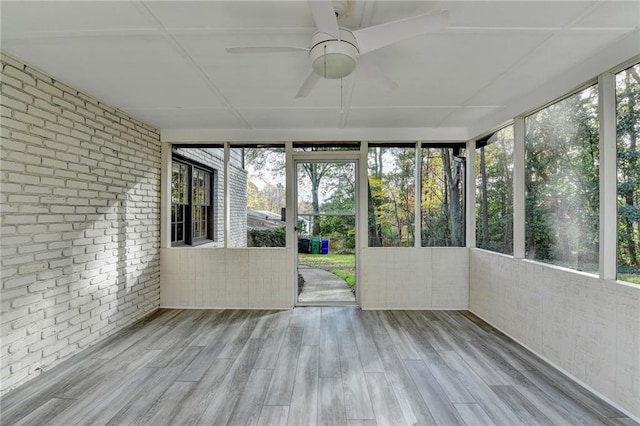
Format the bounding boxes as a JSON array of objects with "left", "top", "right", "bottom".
[{"left": 1, "top": 308, "right": 636, "bottom": 426}]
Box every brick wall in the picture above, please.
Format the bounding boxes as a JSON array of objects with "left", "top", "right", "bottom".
[
  {"left": 228, "top": 163, "right": 248, "bottom": 247},
  {"left": 173, "top": 147, "right": 225, "bottom": 247},
  {"left": 173, "top": 146, "right": 247, "bottom": 247},
  {"left": 0, "top": 53, "right": 161, "bottom": 394}
]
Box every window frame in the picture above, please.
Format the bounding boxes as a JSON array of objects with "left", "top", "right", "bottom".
[{"left": 171, "top": 154, "right": 215, "bottom": 247}]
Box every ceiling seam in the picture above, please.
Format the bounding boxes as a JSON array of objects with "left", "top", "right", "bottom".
[
  {"left": 463, "top": 0, "right": 614, "bottom": 132},
  {"left": 136, "top": 1, "right": 253, "bottom": 130}
]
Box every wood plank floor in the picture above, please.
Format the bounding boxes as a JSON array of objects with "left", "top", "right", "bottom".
[{"left": 1, "top": 308, "right": 636, "bottom": 426}]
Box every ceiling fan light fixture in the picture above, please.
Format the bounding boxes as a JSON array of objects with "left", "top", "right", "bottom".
[{"left": 310, "top": 28, "right": 359, "bottom": 79}]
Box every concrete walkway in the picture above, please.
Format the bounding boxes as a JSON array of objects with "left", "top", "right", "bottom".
[{"left": 297, "top": 265, "right": 356, "bottom": 304}]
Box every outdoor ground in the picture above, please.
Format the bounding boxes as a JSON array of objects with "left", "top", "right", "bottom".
[{"left": 298, "top": 254, "right": 356, "bottom": 288}]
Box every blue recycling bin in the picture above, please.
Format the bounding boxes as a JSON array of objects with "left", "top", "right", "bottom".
[{"left": 321, "top": 239, "right": 329, "bottom": 255}]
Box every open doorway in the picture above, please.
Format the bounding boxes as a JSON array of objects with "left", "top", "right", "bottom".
[{"left": 295, "top": 160, "right": 357, "bottom": 305}]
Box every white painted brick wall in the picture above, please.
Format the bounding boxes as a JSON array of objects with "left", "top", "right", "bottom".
[
  {"left": 172, "top": 147, "right": 247, "bottom": 247},
  {"left": 228, "top": 163, "right": 248, "bottom": 248},
  {"left": 0, "top": 53, "right": 161, "bottom": 394}
]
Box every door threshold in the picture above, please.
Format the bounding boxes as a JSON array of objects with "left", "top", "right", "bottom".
[{"left": 295, "top": 301, "right": 359, "bottom": 307}]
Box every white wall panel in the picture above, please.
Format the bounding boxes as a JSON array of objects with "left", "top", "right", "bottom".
[
  {"left": 469, "top": 249, "right": 640, "bottom": 420},
  {"left": 160, "top": 248, "right": 293, "bottom": 309},
  {"left": 163, "top": 247, "right": 468, "bottom": 310},
  {"left": 360, "top": 248, "right": 468, "bottom": 310}
]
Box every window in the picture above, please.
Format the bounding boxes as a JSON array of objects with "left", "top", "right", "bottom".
[
  {"left": 171, "top": 162, "right": 189, "bottom": 244},
  {"left": 525, "top": 85, "right": 599, "bottom": 272},
  {"left": 191, "top": 167, "right": 211, "bottom": 242},
  {"left": 171, "top": 156, "right": 214, "bottom": 246},
  {"left": 616, "top": 63, "right": 640, "bottom": 284},
  {"left": 368, "top": 145, "right": 415, "bottom": 247},
  {"left": 421, "top": 145, "right": 465, "bottom": 247},
  {"left": 476, "top": 127, "right": 514, "bottom": 254}
]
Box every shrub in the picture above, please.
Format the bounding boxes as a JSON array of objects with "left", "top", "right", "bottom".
[{"left": 247, "top": 226, "right": 286, "bottom": 247}]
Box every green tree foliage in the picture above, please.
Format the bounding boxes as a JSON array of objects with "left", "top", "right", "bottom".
[
  {"left": 617, "top": 64, "right": 640, "bottom": 279},
  {"left": 421, "top": 148, "right": 464, "bottom": 247},
  {"left": 476, "top": 127, "right": 514, "bottom": 254},
  {"left": 243, "top": 147, "right": 286, "bottom": 214},
  {"left": 318, "top": 179, "right": 356, "bottom": 253},
  {"left": 368, "top": 147, "right": 415, "bottom": 246},
  {"left": 525, "top": 85, "right": 600, "bottom": 271},
  {"left": 247, "top": 180, "right": 285, "bottom": 213}
]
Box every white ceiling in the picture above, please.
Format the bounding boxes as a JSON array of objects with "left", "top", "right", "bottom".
[{"left": 1, "top": 1, "right": 639, "bottom": 142}]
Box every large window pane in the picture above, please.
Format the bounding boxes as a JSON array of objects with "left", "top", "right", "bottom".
[
  {"left": 476, "top": 127, "right": 514, "bottom": 254},
  {"left": 368, "top": 146, "right": 415, "bottom": 247},
  {"left": 172, "top": 146, "right": 223, "bottom": 247},
  {"left": 525, "top": 85, "right": 599, "bottom": 272},
  {"left": 421, "top": 146, "right": 465, "bottom": 247},
  {"left": 232, "top": 146, "right": 286, "bottom": 247},
  {"left": 171, "top": 162, "right": 189, "bottom": 245},
  {"left": 192, "top": 168, "right": 211, "bottom": 242},
  {"left": 616, "top": 63, "right": 640, "bottom": 284}
]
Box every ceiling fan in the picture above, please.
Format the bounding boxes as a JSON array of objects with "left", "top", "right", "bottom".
[{"left": 226, "top": 0, "right": 448, "bottom": 98}]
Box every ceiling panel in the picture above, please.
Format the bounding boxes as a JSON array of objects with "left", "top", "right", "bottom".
[
  {"left": 122, "top": 107, "right": 247, "bottom": 129},
  {"left": 574, "top": 1, "right": 640, "bottom": 28},
  {"left": 2, "top": 35, "right": 226, "bottom": 109},
  {"left": 350, "top": 31, "right": 550, "bottom": 107},
  {"left": 0, "top": 1, "right": 156, "bottom": 34},
  {"left": 367, "top": 1, "right": 593, "bottom": 28},
  {"left": 237, "top": 108, "right": 346, "bottom": 128},
  {"left": 468, "top": 31, "right": 625, "bottom": 106},
  {"left": 346, "top": 107, "right": 457, "bottom": 128},
  {"left": 144, "top": 1, "right": 314, "bottom": 30},
  {"left": 438, "top": 106, "right": 502, "bottom": 127},
  {"left": 1, "top": 0, "right": 637, "bottom": 134},
  {"left": 171, "top": 32, "right": 322, "bottom": 107}
]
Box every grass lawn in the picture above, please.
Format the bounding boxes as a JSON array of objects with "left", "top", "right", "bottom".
[
  {"left": 619, "top": 274, "right": 640, "bottom": 285},
  {"left": 329, "top": 269, "right": 356, "bottom": 288},
  {"left": 298, "top": 253, "right": 355, "bottom": 268},
  {"left": 299, "top": 253, "right": 356, "bottom": 288}
]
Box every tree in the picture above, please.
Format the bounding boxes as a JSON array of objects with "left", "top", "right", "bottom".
[
  {"left": 300, "top": 161, "right": 336, "bottom": 236},
  {"left": 243, "top": 147, "right": 286, "bottom": 214},
  {"left": 524, "top": 85, "right": 600, "bottom": 270},
  {"left": 617, "top": 64, "right": 640, "bottom": 270},
  {"left": 479, "top": 146, "right": 490, "bottom": 248},
  {"left": 368, "top": 147, "right": 415, "bottom": 246},
  {"left": 441, "top": 148, "right": 463, "bottom": 246}
]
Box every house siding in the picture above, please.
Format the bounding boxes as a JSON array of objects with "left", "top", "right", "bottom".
[
  {"left": 0, "top": 53, "right": 161, "bottom": 394},
  {"left": 172, "top": 146, "right": 247, "bottom": 247}
]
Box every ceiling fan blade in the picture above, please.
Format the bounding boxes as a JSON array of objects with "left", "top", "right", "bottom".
[
  {"left": 358, "top": 58, "right": 398, "bottom": 91},
  {"left": 296, "top": 71, "right": 322, "bottom": 98},
  {"left": 226, "top": 46, "right": 308, "bottom": 54},
  {"left": 353, "top": 10, "right": 449, "bottom": 55},
  {"left": 308, "top": 0, "right": 340, "bottom": 39}
]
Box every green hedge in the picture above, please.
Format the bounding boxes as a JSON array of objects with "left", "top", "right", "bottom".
[{"left": 247, "top": 226, "right": 286, "bottom": 247}]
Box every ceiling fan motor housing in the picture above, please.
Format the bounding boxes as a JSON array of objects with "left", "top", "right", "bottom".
[{"left": 310, "top": 28, "right": 359, "bottom": 79}]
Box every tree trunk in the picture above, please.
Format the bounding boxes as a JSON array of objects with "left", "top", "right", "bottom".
[
  {"left": 367, "top": 181, "right": 381, "bottom": 247},
  {"left": 480, "top": 147, "right": 489, "bottom": 248},
  {"left": 525, "top": 153, "right": 536, "bottom": 259},
  {"left": 624, "top": 72, "right": 639, "bottom": 265},
  {"left": 310, "top": 164, "right": 321, "bottom": 236},
  {"left": 442, "top": 149, "right": 462, "bottom": 246},
  {"left": 503, "top": 152, "right": 513, "bottom": 254}
]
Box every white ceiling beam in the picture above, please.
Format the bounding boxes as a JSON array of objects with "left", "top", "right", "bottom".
[{"left": 161, "top": 127, "right": 469, "bottom": 143}]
